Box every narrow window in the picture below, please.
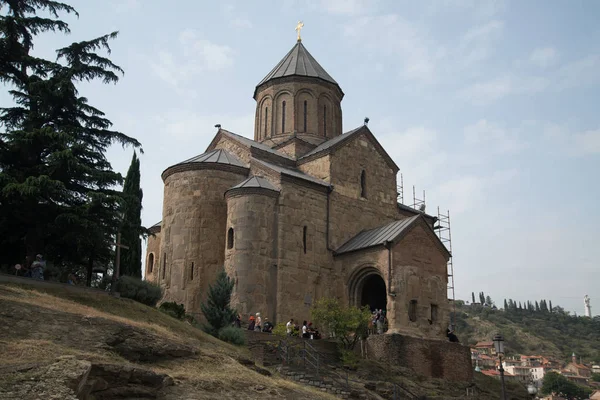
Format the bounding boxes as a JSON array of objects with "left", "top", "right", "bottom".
[
  {"left": 282, "top": 101, "right": 286, "bottom": 133},
  {"left": 148, "top": 253, "right": 154, "bottom": 273},
  {"left": 190, "top": 262, "right": 194, "bottom": 281},
  {"left": 360, "top": 170, "right": 367, "bottom": 198},
  {"left": 409, "top": 299, "right": 417, "bottom": 322},
  {"left": 323, "top": 105, "right": 327, "bottom": 136},
  {"left": 162, "top": 253, "right": 166, "bottom": 279},
  {"left": 264, "top": 107, "right": 268, "bottom": 137},
  {"left": 430, "top": 304, "right": 438, "bottom": 324},
  {"left": 303, "top": 100, "right": 307, "bottom": 132},
  {"left": 303, "top": 226, "right": 307, "bottom": 254},
  {"left": 227, "top": 227, "right": 234, "bottom": 249}
]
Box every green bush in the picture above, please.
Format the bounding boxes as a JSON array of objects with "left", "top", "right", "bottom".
[
  {"left": 116, "top": 276, "right": 162, "bottom": 306},
  {"left": 159, "top": 301, "right": 186, "bottom": 320},
  {"left": 218, "top": 326, "right": 246, "bottom": 346}
]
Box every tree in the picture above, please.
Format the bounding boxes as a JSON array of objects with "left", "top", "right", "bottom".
[
  {"left": 479, "top": 292, "right": 485, "bottom": 304},
  {"left": 549, "top": 300, "right": 553, "bottom": 313},
  {"left": 311, "top": 297, "right": 371, "bottom": 350},
  {"left": 472, "top": 292, "right": 476, "bottom": 304},
  {"left": 503, "top": 299, "right": 508, "bottom": 310},
  {"left": 518, "top": 301, "right": 522, "bottom": 310},
  {"left": 200, "top": 270, "right": 236, "bottom": 335},
  {"left": 540, "top": 371, "right": 591, "bottom": 399},
  {"left": 0, "top": 1, "right": 141, "bottom": 279},
  {"left": 485, "top": 295, "right": 493, "bottom": 306},
  {"left": 120, "top": 152, "right": 143, "bottom": 278},
  {"left": 535, "top": 301, "right": 540, "bottom": 312},
  {"left": 540, "top": 300, "right": 548, "bottom": 312}
]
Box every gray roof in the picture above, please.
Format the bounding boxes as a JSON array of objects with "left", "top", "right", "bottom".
[
  {"left": 300, "top": 126, "right": 364, "bottom": 160},
  {"left": 150, "top": 221, "right": 161, "bottom": 228},
  {"left": 218, "top": 129, "right": 295, "bottom": 161},
  {"left": 335, "top": 215, "right": 421, "bottom": 255},
  {"left": 252, "top": 158, "right": 331, "bottom": 188},
  {"left": 177, "top": 148, "right": 246, "bottom": 168},
  {"left": 256, "top": 42, "right": 338, "bottom": 89},
  {"left": 229, "top": 176, "right": 280, "bottom": 192}
]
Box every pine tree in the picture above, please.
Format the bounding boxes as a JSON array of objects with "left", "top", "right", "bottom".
[
  {"left": 201, "top": 270, "right": 236, "bottom": 334},
  {"left": 486, "top": 295, "right": 493, "bottom": 306},
  {"left": 120, "top": 152, "right": 143, "bottom": 278},
  {"left": 504, "top": 299, "right": 508, "bottom": 310},
  {"left": 0, "top": 1, "right": 141, "bottom": 278},
  {"left": 472, "top": 292, "right": 476, "bottom": 304}
]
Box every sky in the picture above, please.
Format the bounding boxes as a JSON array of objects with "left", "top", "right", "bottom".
[{"left": 3, "top": 0, "right": 599, "bottom": 316}]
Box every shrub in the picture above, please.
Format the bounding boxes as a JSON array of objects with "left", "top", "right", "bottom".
[
  {"left": 272, "top": 322, "right": 288, "bottom": 338},
  {"left": 311, "top": 297, "right": 371, "bottom": 350},
  {"left": 159, "top": 301, "right": 186, "bottom": 320},
  {"left": 200, "top": 270, "right": 236, "bottom": 333},
  {"left": 116, "top": 276, "right": 162, "bottom": 306},
  {"left": 218, "top": 326, "right": 246, "bottom": 346}
]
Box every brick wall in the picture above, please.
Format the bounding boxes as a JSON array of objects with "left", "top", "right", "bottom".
[{"left": 366, "top": 334, "right": 473, "bottom": 382}]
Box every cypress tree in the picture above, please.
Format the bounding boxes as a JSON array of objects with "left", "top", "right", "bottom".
[
  {"left": 0, "top": 1, "right": 141, "bottom": 279},
  {"left": 120, "top": 152, "right": 143, "bottom": 278},
  {"left": 549, "top": 300, "right": 553, "bottom": 313},
  {"left": 535, "top": 301, "right": 540, "bottom": 312},
  {"left": 201, "top": 270, "right": 236, "bottom": 334},
  {"left": 504, "top": 299, "right": 508, "bottom": 310},
  {"left": 518, "top": 301, "right": 522, "bottom": 310},
  {"left": 472, "top": 292, "right": 476, "bottom": 304}
]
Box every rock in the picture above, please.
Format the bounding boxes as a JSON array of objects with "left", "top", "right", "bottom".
[{"left": 364, "top": 382, "right": 376, "bottom": 391}]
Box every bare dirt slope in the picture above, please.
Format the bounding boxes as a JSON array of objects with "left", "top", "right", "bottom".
[{"left": 0, "top": 284, "right": 337, "bottom": 400}]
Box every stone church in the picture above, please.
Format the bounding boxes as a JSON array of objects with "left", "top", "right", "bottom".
[{"left": 145, "top": 37, "right": 451, "bottom": 340}]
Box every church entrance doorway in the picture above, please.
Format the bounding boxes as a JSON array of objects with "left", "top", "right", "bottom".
[
  {"left": 348, "top": 267, "right": 387, "bottom": 312},
  {"left": 360, "top": 274, "right": 387, "bottom": 312}
]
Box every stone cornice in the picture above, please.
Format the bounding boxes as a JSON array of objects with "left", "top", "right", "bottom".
[
  {"left": 225, "top": 186, "right": 280, "bottom": 200},
  {"left": 254, "top": 75, "right": 344, "bottom": 100},
  {"left": 161, "top": 162, "right": 249, "bottom": 182}
]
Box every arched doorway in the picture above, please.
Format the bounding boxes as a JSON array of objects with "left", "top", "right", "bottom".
[
  {"left": 348, "top": 267, "right": 387, "bottom": 312},
  {"left": 360, "top": 274, "right": 387, "bottom": 312}
]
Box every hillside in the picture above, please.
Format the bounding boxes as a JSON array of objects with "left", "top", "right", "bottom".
[
  {"left": 0, "top": 281, "right": 533, "bottom": 400},
  {"left": 454, "top": 301, "right": 600, "bottom": 363}
]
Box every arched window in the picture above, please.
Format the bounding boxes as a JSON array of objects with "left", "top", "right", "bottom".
[
  {"left": 303, "top": 100, "right": 307, "bottom": 132},
  {"left": 190, "top": 262, "right": 194, "bottom": 281},
  {"left": 409, "top": 299, "right": 417, "bottom": 322},
  {"left": 360, "top": 170, "right": 367, "bottom": 198},
  {"left": 162, "top": 253, "right": 166, "bottom": 279},
  {"left": 264, "top": 107, "right": 268, "bottom": 137},
  {"left": 282, "top": 101, "right": 286, "bottom": 133},
  {"left": 430, "top": 304, "right": 438, "bottom": 324},
  {"left": 148, "top": 253, "right": 154, "bottom": 273},
  {"left": 323, "top": 105, "right": 327, "bottom": 136},
  {"left": 227, "top": 227, "right": 234, "bottom": 249},
  {"left": 303, "top": 226, "right": 307, "bottom": 254}
]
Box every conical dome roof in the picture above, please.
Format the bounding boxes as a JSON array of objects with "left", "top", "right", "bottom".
[{"left": 255, "top": 41, "right": 340, "bottom": 96}]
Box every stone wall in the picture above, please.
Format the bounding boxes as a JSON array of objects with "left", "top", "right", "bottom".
[
  {"left": 328, "top": 131, "right": 399, "bottom": 249},
  {"left": 388, "top": 223, "right": 449, "bottom": 339},
  {"left": 158, "top": 167, "right": 248, "bottom": 319},
  {"left": 225, "top": 189, "right": 278, "bottom": 321},
  {"left": 366, "top": 334, "right": 473, "bottom": 382},
  {"left": 144, "top": 229, "right": 161, "bottom": 283},
  {"left": 297, "top": 154, "right": 331, "bottom": 183}
]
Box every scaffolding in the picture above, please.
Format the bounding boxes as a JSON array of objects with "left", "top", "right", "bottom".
[
  {"left": 436, "top": 207, "right": 456, "bottom": 329},
  {"left": 397, "top": 173, "right": 404, "bottom": 204},
  {"left": 412, "top": 186, "right": 426, "bottom": 212}
]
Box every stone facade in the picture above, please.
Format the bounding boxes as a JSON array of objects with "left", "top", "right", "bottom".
[{"left": 145, "top": 40, "right": 453, "bottom": 343}]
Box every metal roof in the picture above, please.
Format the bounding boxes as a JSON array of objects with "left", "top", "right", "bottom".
[
  {"left": 219, "top": 129, "right": 295, "bottom": 161},
  {"left": 300, "top": 126, "right": 364, "bottom": 160},
  {"left": 252, "top": 158, "right": 331, "bottom": 188},
  {"left": 335, "top": 215, "right": 421, "bottom": 255},
  {"left": 176, "top": 148, "right": 246, "bottom": 168},
  {"left": 256, "top": 41, "right": 338, "bottom": 89},
  {"left": 229, "top": 176, "right": 279, "bottom": 192},
  {"left": 150, "top": 221, "right": 161, "bottom": 228}
]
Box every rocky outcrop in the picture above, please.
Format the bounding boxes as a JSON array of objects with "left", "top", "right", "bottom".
[{"left": 105, "top": 326, "right": 196, "bottom": 362}]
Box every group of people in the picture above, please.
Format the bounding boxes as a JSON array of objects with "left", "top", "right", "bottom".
[
  {"left": 14, "top": 254, "right": 46, "bottom": 280},
  {"left": 286, "top": 318, "right": 322, "bottom": 339},
  {"left": 369, "top": 309, "right": 387, "bottom": 334},
  {"left": 240, "top": 312, "right": 274, "bottom": 333}
]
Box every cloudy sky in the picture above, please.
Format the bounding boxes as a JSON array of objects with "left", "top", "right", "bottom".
[{"left": 7, "top": 0, "right": 599, "bottom": 315}]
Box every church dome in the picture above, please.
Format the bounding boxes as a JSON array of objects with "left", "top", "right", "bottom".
[{"left": 161, "top": 149, "right": 248, "bottom": 181}]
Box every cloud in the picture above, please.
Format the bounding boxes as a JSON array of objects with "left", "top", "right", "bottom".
[
  {"left": 554, "top": 54, "right": 600, "bottom": 91},
  {"left": 114, "top": 0, "right": 140, "bottom": 13},
  {"left": 319, "top": 0, "right": 373, "bottom": 15},
  {"left": 529, "top": 47, "right": 559, "bottom": 68},
  {"left": 543, "top": 123, "right": 600, "bottom": 156},
  {"left": 459, "top": 75, "right": 549, "bottom": 104},
  {"left": 464, "top": 119, "right": 526, "bottom": 154},
  {"left": 150, "top": 30, "right": 234, "bottom": 93},
  {"left": 222, "top": 4, "right": 253, "bottom": 29}
]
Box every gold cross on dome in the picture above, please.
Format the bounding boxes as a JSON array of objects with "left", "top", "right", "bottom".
[{"left": 295, "top": 21, "right": 304, "bottom": 42}]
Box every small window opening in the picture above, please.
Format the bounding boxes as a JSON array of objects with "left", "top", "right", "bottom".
[
  {"left": 162, "top": 253, "right": 166, "bottom": 279},
  {"left": 360, "top": 170, "right": 367, "bottom": 198},
  {"left": 430, "top": 304, "right": 438, "bottom": 324},
  {"left": 264, "top": 107, "right": 268, "bottom": 137},
  {"left": 408, "top": 299, "right": 418, "bottom": 322},
  {"left": 323, "top": 105, "right": 327, "bottom": 136},
  {"left": 303, "top": 100, "right": 307, "bottom": 132},
  {"left": 227, "top": 227, "right": 234, "bottom": 249},
  {"left": 303, "top": 226, "right": 307, "bottom": 254},
  {"left": 190, "top": 262, "right": 194, "bottom": 281},
  {"left": 282, "top": 101, "right": 286, "bottom": 133},
  {"left": 148, "top": 253, "right": 154, "bottom": 273}
]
